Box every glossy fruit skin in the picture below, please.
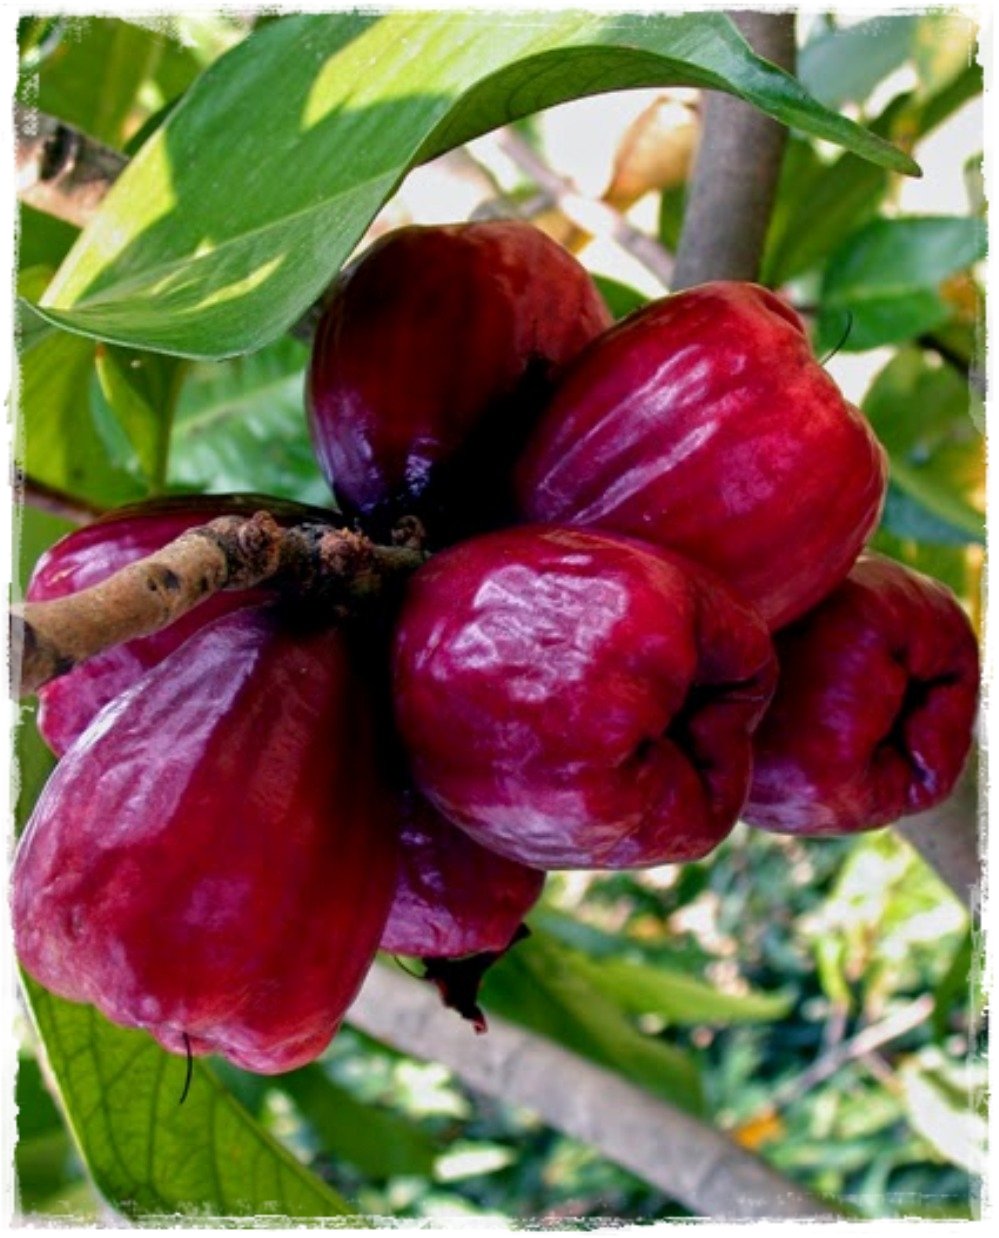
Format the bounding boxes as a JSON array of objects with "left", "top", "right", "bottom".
[
  {"left": 13, "top": 607, "right": 397, "bottom": 1074},
  {"left": 515, "top": 282, "right": 888, "bottom": 630},
  {"left": 381, "top": 790, "right": 545, "bottom": 958},
  {"left": 393, "top": 525, "right": 776, "bottom": 870},
  {"left": 745, "top": 553, "right": 980, "bottom": 835},
  {"left": 28, "top": 494, "right": 337, "bottom": 756},
  {"left": 307, "top": 222, "right": 611, "bottom": 542}
]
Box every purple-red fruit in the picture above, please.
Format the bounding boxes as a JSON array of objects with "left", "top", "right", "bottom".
[
  {"left": 307, "top": 221, "right": 611, "bottom": 541},
  {"left": 381, "top": 791, "right": 545, "bottom": 958},
  {"left": 28, "top": 495, "right": 334, "bottom": 755},
  {"left": 515, "top": 282, "right": 888, "bottom": 630},
  {"left": 392, "top": 526, "right": 776, "bottom": 870},
  {"left": 745, "top": 554, "right": 980, "bottom": 835},
  {"left": 13, "top": 607, "right": 397, "bottom": 1074}
]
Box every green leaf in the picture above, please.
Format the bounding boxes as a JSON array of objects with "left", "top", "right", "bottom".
[
  {"left": 481, "top": 931, "right": 704, "bottom": 1116},
  {"left": 35, "top": 11, "right": 916, "bottom": 358},
  {"left": 277, "top": 1065, "right": 437, "bottom": 1180},
  {"left": 93, "top": 346, "right": 186, "bottom": 492},
  {"left": 167, "top": 336, "right": 331, "bottom": 504},
  {"left": 16, "top": 316, "right": 147, "bottom": 508},
  {"left": 864, "top": 346, "right": 984, "bottom": 542},
  {"left": 17, "top": 205, "right": 79, "bottom": 273},
  {"left": 799, "top": 15, "right": 919, "bottom": 110},
  {"left": 15, "top": 1055, "right": 90, "bottom": 1214},
  {"left": 23, "top": 980, "right": 355, "bottom": 1220},
  {"left": 931, "top": 929, "right": 973, "bottom": 1041},
  {"left": 20, "top": 17, "right": 164, "bottom": 148},
  {"left": 880, "top": 483, "right": 979, "bottom": 549},
  {"left": 591, "top": 275, "right": 649, "bottom": 322},
  {"left": 765, "top": 57, "right": 982, "bottom": 287},
  {"left": 762, "top": 139, "right": 887, "bottom": 286},
  {"left": 573, "top": 955, "right": 793, "bottom": 1026},
  {"left": 817, "top": 216, "right": 986, "bottom": 352}
]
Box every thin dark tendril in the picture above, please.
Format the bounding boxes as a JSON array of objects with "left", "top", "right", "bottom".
[
  {"left": 819, "top": 310, "right": 854, "bottom": 365},
  {"left": 179, "top": 1033, "right": 193, "bottom": 1105},
  {"left": 392, "top": 954, "right": 425, "bottom": 979}
]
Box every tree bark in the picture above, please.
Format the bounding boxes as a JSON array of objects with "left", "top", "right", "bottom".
[
  {"left": 349, "top": 964, "right": 841, "bottom": 1220},
  {"left": 672, "top": 12, "right": 797, "bottom": 289}
]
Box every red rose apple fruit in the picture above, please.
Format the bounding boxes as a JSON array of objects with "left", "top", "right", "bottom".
[
  {"left": 745, "top": 553, "right": 980, "bottom": 835},
  {"left": 307, "top": 221, "right": 611, "bottom": 542},
  {"left": 381, "top": 790, "right": 544, "bottom": 958},
  {"left": 515, "top": 282, "right": 888, "bottom": 630},
  {"left": 392, "top": 526, "right": 776, "bottom": 869},
  {"left": 13, "top": 607, "right": 397, "bottom": 1074},
  {"left": 27, "top": 494, "right": 335, "bottom": 755}
]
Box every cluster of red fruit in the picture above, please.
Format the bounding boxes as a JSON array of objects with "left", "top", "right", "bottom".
[{"left": 13, "top": 222, "right": 979, "bottom": 1077}]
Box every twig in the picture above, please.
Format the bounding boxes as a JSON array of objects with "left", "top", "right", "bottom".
[
  {"left": 769, "top": 995, "right": 934, "bottom": 1112},
  {"left": 495, "top": 127, "right": 675, "bottom": 288},
  {"left": 15, "top": 103, "right": 126, "bottom": 229},
  {"left": 671, "top": 12, "right": 797, "bottom": 288},
  {"left": 10, "top": 513, "right": 424, "bottom": 698},
  {"left": 15, "top": 473, "right": 106, "bottom": 525},
  {"left": 348, "top": 964, "right": 840, "bottom": 1220}
]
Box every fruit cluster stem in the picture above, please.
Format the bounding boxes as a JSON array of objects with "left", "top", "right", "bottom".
[{"left": 10, "top": 513, "right": 424, "bottom": 698}]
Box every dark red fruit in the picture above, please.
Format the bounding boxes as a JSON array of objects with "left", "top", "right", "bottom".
[
  {"left": 13, "top": 607, "right": 397, "bottom": 1074},
  {"left": 307, "top": 221, "right": 611, "bottom": 542},
  {"left": 28, "top": 494, "right": 336, "bottom": 755},
  {"left": 745, "top": 553, "right": 980, "bottom": 835},
  {"left": 392, "top": 526, "right": 776, "bottom": 870},
  {"left": 381, "top": 791, "right": 544, "bottom": 958},
  {"left": 515, "top": 282, "right": 888, "bottom": 630}
]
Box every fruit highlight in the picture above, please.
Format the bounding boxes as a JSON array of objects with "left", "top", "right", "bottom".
[
  {"left": 392, "top": 525, "right": 777, "bottom": 869},
  {"left": 515, "top": 281, "right": 888, "bottom": 630}
]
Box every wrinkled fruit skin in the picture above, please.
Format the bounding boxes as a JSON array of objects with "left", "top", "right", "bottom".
[
  {"left": 515, "top": 282, "right": 888, "bottom": 630},
  {"left": 745, "top": 553, "right": 980, "bottom": 835},
  {"left": 14, "top": 607, "right": 397, "bottom": 1074},
  {"left": 307, "top": 221, "right": 611, "bottom": 542},
  {"left": 393, "top": 525, "right": 776, "bottom": 869},
  {"left": 28, "top": 494, "right": 336, "bottom": 755},
  {"left": 381, "top": 790, "right": 545, "bottom": 958}
]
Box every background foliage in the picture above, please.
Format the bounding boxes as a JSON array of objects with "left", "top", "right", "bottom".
[{"left": 11, "top": 9, "right": 985, "bottom": 1224}]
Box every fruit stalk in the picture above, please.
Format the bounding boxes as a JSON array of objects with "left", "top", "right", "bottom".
[{"left": 12, "top": 511, "right": 423, "bottom": 697}]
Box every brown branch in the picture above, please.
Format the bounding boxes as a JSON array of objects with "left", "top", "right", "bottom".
[
  {"left": 671, "top": 12, "right": 797, "bottom": 288},
  {"left": 11, "top": 513, "right": 424, "bottom": 698},
  {"left": 349, "top": 964, "right": 841, "bottom": 1220},
  {"left": 16, "top": 473, "right": 106, "bottom": 525},
  {"left": 15, "top": 103, "right": 126, "bottom": 229}
]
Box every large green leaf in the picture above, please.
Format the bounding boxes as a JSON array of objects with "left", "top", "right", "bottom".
[
  {"left": 167, "top": 336, "right": 331, "bottom": 504},
  {"left": 23, "top": 982, "right": 355, "bottom": 1220},
  {"left": 35, "top": 10, "right": 917, "bottom": 358},
  {"left": 481, "top": 931, "right": 704, "bottom": 1116},
  {"left": 817, "top": 216, "right": 986, "bottom": 352},
  {"left": 865, "top": 346, "right": 984, "bottom": 542}
]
